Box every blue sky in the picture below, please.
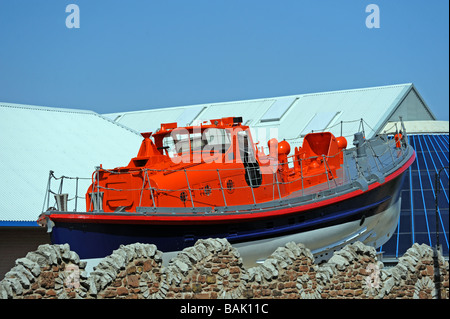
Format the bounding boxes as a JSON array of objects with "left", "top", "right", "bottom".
[{"left": 0, "top": 0, "right": 448, "bottom": 120}]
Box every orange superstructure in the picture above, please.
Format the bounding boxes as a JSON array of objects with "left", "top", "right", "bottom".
[{"left": 86, "top": 117, "right": 347, "bottom": 213}]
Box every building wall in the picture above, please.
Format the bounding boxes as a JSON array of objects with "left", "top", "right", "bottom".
[
  {"left": 388, "top": 89, "right": 436, "bottom": 122},
  {"left": 0, "top": 228, "right": 51, "bottom": 280}
]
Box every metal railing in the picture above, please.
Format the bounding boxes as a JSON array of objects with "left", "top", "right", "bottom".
[{"left": 41, "top": 171, "right": 90, "bottom": 213}]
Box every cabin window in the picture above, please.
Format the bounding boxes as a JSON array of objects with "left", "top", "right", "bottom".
[
  {"left": 238, "top": 130, "right": 262, "bottom": 188},
  {"left": 203, "top": 128, "right": 232, "bottom": 153},
  {"left": 162, "top": 134, "right": 177, "bottom": 157},
  {"left": 226, "top": 179, "right": 235, "bottom": 193},
  {"left": 162, "top": 128, "right": 232, "bottom": 158}
]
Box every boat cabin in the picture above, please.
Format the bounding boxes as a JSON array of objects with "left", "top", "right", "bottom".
[{"left": 86, "top": 117, "right": 347, "bottom": 212}]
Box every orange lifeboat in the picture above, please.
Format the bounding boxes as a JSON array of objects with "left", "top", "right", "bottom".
[{"left": 42, "top": 116, "right": 416, "bottom": 266}]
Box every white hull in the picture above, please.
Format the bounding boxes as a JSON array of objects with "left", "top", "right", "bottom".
[{"left": 235, "top": 196, "right": 401, "bottom": 267}]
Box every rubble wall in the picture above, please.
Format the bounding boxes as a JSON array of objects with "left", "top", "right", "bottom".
[{"left": 0, "top": 239, "right": 448, "bottom": 299}]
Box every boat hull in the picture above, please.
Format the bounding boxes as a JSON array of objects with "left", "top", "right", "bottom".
[
  {"left": 50, "top": 170, "right": 406, "bottom": 265},
  {"left": 234, "top": 195, "right": 401, "bottom": 266}
]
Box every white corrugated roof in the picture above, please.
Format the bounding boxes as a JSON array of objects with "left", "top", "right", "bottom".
[
  {"left": 0, "top": 103, "right": 143, "bottom": 222},
  {"left": 104, "top": 83, "right": 435, "bottom": 150}
]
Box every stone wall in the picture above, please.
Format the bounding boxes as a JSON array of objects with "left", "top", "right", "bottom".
[{"left": 0, "top": 239, "right": 448, "bottom": 299}]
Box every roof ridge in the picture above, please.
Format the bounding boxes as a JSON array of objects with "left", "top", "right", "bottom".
[
  {"left": 0, "top": 102, "right": 96, "bottom": 114},
  {"left": 101, "top": 83, "right": 414, "bottom": 116},
  {"left": 301, "top": 83, "right": 413, "bottom": 97}
]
